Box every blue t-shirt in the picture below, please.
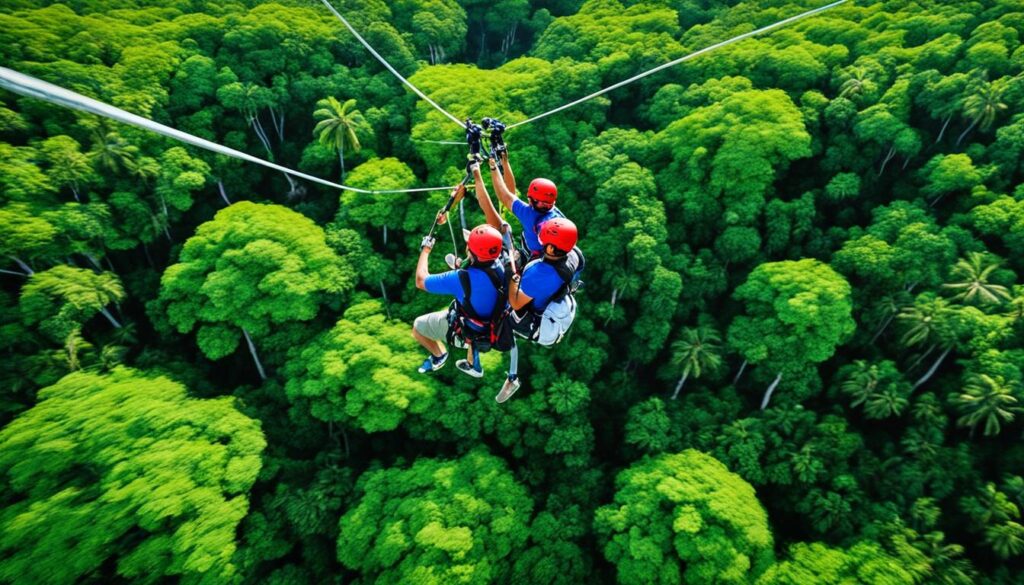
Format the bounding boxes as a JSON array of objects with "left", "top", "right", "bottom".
[
  {"left": 512, "top": 198, "right": 565, "bottom": 255},
  {"left": 519, "top": 261, "right": 565, "bottom": 312},
  {"left": 424, "top": 265, "right": 503, "bottom": 319}
]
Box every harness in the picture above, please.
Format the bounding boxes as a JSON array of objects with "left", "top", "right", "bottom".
[
  {"left": 509, "top": 247, "right": 584, "bottom": 338},
  {"left": 446, "top": 262, "right": 512, "bottom": 353}
]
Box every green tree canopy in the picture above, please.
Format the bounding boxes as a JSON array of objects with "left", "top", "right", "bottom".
[
  {"left": 0, "top": 368, "right": 265, "bottom": 584},
  {"left": 157, "top": 202, "right": 353, "bottom": 375},
  {"left": 728, "top": 259, "right": 855, "bottom": 408},
  {"left": 337, "top": 449, "right": 533, "bottom": 584},
  {"left": 594, "top": 450, "right": 774, "bottom": 585}
]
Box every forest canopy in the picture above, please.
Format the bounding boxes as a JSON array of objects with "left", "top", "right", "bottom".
[{"left": 1, "top": 0, "right": 1024, "bottom": 583}]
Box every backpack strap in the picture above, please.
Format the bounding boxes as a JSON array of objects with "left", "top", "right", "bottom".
[
  {"left": 457, "top": 264, "right": 505, "bottom": 322},
  {"left": 548, "top": 247, "right": 584, "bottom": 302}
]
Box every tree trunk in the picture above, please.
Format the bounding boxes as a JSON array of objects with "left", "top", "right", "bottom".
[
  {"left": 379, "top": 279, "right": 391, "bottom": 319},
  {"left": 10, "top": 256, "right": 34, "bottom": 275},
  {"left": 878, "top": 145, "right": 896, "bottom": 176},
  {"left": 870, "top": 312, "right": 896, "bottom": 344},
  {"left": 610, "top": 287, "right": 618, "bottom": 309},
  {"left": 912, "top": 347, "right": 952, "bottom": 392},
  {"left": 84, "top": 254, "right": 103, "bottom": 271},
  {"left": 671, "top": 371, "right": 689, "bottom": 400},
  {"left": 908, "top": 343, "right": 937, "bottom": 373},
  {"left": 383, "top": 225, "right": 388, "bottom": 246},
  {"left": 282, "top": 172, "right": 298, "bottom": 196},
  {"left": 142, "top": 242, "right": 155, "bottom": 268},
  {"left": 956, "top": 118, "right": 978, "bottom": 146},
  {"left": 733, "top": 359, "right": 748, "bottom": 384},
  {"left": 242, "top": 327, "right": 267, "bottom": 380},
  {"left": 267, "top": 107, "right": 284, "bottom": 142},
  {"left": 761, "top": 372, "right": 783, "bottom": 410},
  {"left": 99, "top": 307, "right": 122, "bottom": 329},
  {"left": 339, "top": 148, "right": 346, "bottom": 181},
  {"left": 71, "top": 184, "right": 81, "bottom": 202},
  {"left": 251, "top": 117, "right": 273, "bottom": 158},
  {"left": 936, "top": 114, "right": 952, "bottom": 144},
  {"left": 217, "top": 180, "right": 232, "bottom": 206}
]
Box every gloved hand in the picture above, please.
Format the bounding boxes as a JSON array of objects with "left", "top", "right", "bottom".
[
  {"left": 466, "top": 153, "right": 482, "bottom": 174},
  {"left": 420, "top": 235, "right": 435, "bottom": 251},
  {"left": 465, "top": 119, "right": 483, "bottom": 155}
]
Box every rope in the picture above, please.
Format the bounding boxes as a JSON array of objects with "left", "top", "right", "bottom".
[
  {"left": 504, "top": 0, "right": 849, "bottom": 129},
  {"left": 447, "top": 213, "right": 459, "bottom": 259},
  {"left": 318, "top": 0, "right": 464, "bottom": 128},
  {"left": 0, "top": 67, "right": 455, "bottom": 194}
]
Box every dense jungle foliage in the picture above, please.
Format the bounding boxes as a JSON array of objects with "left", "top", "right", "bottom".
[{"left": 1, "top": 0, "right": 1024, "bottom": 583}]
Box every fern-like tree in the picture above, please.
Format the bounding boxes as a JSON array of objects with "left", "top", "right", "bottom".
[
  {"left": 957, "top": 77, "right": 1009, "bottom": 145},
  {"left": 669, "top": 326, "right": 723, "bottom": 399},
  {"left": 312, "top": 97, "right": 371, "bottom": 181},
  {"left": 943, "top": 252, "right": 1012, "bottom": 306},
  {"left": 955, "top": 374, "right": 1022, "bottom": 437}
]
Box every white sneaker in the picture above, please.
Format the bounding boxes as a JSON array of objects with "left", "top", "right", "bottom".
[
  {"left": 495, "top": 376, "right": 521, "bottom": 403},
  {"left": 456, "top": 359, "right": 484, "bottom": 378}
]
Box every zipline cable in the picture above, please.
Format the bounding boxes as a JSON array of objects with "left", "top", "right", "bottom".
[
  {"left": 318, "top": 0, "right": 465, "bottom": 128},
  {"left": 0, "top": 67, "right": 455, "bottom": 195},
  {"left": 506, "top": 0, "right": 848, "bottom": 129}
]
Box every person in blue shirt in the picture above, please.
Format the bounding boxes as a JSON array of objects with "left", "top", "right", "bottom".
[
  {"left": 485, "top": 144, "right": 566, "bottom": 265},
  {"left": 413, "top": 222, "right": 504, "bottom": 377},
  {"left": 467, "top": 157, "right": 582, "bottom": 402}
]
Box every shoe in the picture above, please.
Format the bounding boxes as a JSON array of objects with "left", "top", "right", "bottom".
[
  {"left": 418, "top": 352, "right": 448, "bottom": 374},
  {"left": 445, "top": 254, "right": 462, "bottom": 269},
  {"left": 456, "top": 359, "right": 484, "bottom": 378},
  {"left": 496, "top": 375, "right": 521, "bottom": 403}
]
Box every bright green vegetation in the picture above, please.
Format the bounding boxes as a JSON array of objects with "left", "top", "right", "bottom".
[{"left": 2, "top": 0, "right": 1024, "bottom": 583}]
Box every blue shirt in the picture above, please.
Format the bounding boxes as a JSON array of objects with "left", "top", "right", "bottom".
[
  {"left": 519, "top": 261, "right": 565, "bottom": 312},
  {"left": 512, "top": 198, "right": 565, "bottom": 254},
  {"left": 424, "top": 265, "right": 503, "bottom": 318}
]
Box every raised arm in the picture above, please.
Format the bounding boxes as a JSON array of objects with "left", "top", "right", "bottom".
[
  {"left": 489, "top": 155, "right": 519, "bottom": 212},
  {"left": 471, "top": 163, "right": 503, "bottom": 231},
  {"left": 499, "top": 151, "right": 516, "bottom": 194}
]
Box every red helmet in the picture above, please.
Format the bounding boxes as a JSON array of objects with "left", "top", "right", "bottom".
[
  {"left": 538, "top": 218, "right": 578, "bottom": 254},
  {"left": 527, "top": 178, "right": 558, "bottom": 206},
  {"left": 467, "top": 224, "right": 503, "bottom": 261}
]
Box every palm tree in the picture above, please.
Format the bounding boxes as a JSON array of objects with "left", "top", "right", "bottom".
[
  {"left": 897, "top": 295, "right": 956, "bottom": 391},
  {"left": 840, "top": 360, "right": 879, "bottom": 408},
  {"left": 955, "top": 374, "right": 1022, "bottom": 437},
  {"left": 313, "top": 97, "right": 370, "bottom": 181},
  {"left": 957, "top": 78, "right": 1008, "bottom": 145},
  {"left": 89, "top": 132, "right": 138, "bottom": 174},
  {"left": 839, "top": 66, "right": 871, "bottom": 100},
  {"left": 985, "top": 522, "right": 1024, "bottom": 559},
  {"left": 864, "top": 386, "right": 910, "bottom": 419},
  {"left": 839, "top": 360, "right": 908, "bottom": 419},
  {"left": 669, "top": 326, "right": 723, "bottom": 399},
  {"left": 943, "top": 252, "right": 1012, "bottom": 306}
]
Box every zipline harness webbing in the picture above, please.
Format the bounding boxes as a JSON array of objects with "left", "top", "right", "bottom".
[
  {"left": 318, "top": 0, "right": 465, "bottom": 128},
  {"left": 0, "top": 67, "right": 455, "bottom": 195},
  {"left": 505, "top": 0, "right": 849, "bottom": 129}
]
